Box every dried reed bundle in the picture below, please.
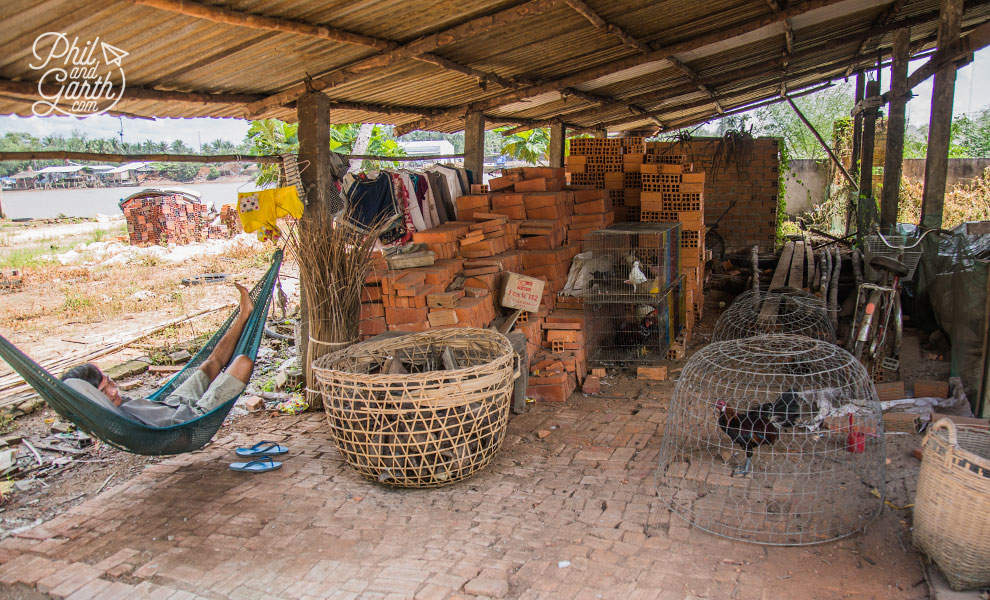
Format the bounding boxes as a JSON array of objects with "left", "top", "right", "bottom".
[{"left": 284, "top": 200, "right": 385, "bottom": 409}]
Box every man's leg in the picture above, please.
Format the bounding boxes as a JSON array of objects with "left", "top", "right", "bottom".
[{"left": 199, "top": 283, "right": 254, "bottom": 382}]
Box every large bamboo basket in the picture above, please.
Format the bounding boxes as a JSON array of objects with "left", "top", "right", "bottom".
[
  {"left": 312, "top": 328, "right": 515, "bottom": 488},
  {"left": 913, "top": 418, "right": 990, "bottom": 590}
]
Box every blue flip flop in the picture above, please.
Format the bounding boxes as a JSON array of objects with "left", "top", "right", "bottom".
[
  {"left": 229, "top": 456, "right": 282, "bottom": 473},
  {"left": 235, "top": 441, "right": 288, "bottom": 457}
]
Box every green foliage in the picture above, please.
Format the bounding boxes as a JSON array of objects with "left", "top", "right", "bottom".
[
  {"left": 498, "top": 127, "right": 550, "bottom": 165},
  {"left": 755, "top": 84, "right": 855, "bottom": 160},
  {"left": 327, "top": 124, "right": 406, "bottom": 170},
  {"left": 247, "top": 119, "right": 299, "bottom": 186},
  {"left": 206, "top": 166, "right": 220, "bottom": 180},
  {"left": 905, "top": 108, "right": 990, "bottom": 158},
  {"left": 0, "top": 131, "right": 250, "bottom": 177},
  {"left": 89, "top": 228, "right": 108, "bottom": 243},
  {"left": 152, "top": 162, "right": 198, "bottom": 182}
]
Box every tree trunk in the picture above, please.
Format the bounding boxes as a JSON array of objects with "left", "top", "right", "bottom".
[{"left": 348, "top": 123, "right": 374, "bottom": 174}]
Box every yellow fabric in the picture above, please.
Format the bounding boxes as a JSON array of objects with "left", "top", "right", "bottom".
[{"left": 237, "top": 186, "right": 304, "bottom": 240}]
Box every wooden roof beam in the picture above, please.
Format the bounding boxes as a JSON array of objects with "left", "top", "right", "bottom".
[
  {"left": 845, "top": 0, "right": 909, "bottom": 76},
  {"left": 393, "top": 0, "right": 855, "bottom": 135},
  {"left": 125, "top": 0, "right": 395, "bottom": 51},
  {"left": 245, "top": 0, "right": 565, "bottom": 116},
  {"left": 0, "top": 78, "right": 445, "bottom": 117},
  {"left": 130, "top": 0, "right": 530, "bottom": 101},
  {"left": 563, "top": 0, "right": 649, "bottom": 53},
  {"left": 666, "top": 56, "right": 724, "bottom": 114}
]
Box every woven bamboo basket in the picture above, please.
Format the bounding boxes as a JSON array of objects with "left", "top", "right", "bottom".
[
  {"left": 312, "top": 328, "right": 515, "bottom": 488},
  {"left": 913, "top": 418, "right": 990, "bottom": 590}
]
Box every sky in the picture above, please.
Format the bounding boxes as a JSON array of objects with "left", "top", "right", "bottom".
[{"left": 0, "top": 48, "right": 987, "bottom": 145}]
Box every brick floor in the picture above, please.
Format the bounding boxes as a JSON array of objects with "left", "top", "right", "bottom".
[{"left": 0, "top": 381, "right": 925, "bottom": 599}]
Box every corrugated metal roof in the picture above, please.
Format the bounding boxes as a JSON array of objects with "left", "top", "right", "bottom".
[{"left": 0, "top": 0, "right": 986, "bottom": 134}]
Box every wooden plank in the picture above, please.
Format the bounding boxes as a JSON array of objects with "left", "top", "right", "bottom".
[
  {"left": 769, "top": 241, "right": 794, "bottom": 290},
  {"left": 804, "top": 236, "right": 814, "bottom": 290},
  {"left": 881, "top": 28, "right": 911, "bottom": 231},
  {"left": 788, "top": 241, "right": 805, "bottom": 289},
  {"left": 921, "top": 0, "right": 963, "bottom": 230}
]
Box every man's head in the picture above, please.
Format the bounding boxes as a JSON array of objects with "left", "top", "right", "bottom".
[{"left": 61, "top": 363, "right": 122, "bottom": 406}]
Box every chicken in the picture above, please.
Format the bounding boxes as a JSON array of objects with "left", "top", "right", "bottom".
[
  {"left": 715, "top": 399, "right": 779, "bottom": 476},
  {"left": 764, "top": 390, "right": 803, "bottom": 429},
  {"left": 613, "top": 308, "right": 659, "bottom": 356}
]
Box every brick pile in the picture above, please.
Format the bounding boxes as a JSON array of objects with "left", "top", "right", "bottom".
[
  {"left": 640, "top": 150, "right": 705, "bottom": 325},
  {"left": 565, "top": 137, "right": 646, "bottom": 223},
  {"left": 209, "top": 203, "right": 243, "bottom": 239},
  {"left": 356, "top": 167, "right": 614, "bottom": 401},
  {"left": 122, "top": 195, "right": 212, "bottom": 246}
]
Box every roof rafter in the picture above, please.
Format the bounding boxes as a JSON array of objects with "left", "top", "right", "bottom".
[
  {"left": 393, "top": 0, "right": 854, "bottom": 135},
  {"left": 845, "top": 0, "right": 910, "bottom": 76},
  {"left": 665, "top": 56, "right": 724, "bottom": 114},
  {"left": 563, "top": 0, "right": 649, "bottom": 52},
  {"left": 245, "top": 0, "right": 566, "bottom": 116},
  {"left": 128, "top": 0, "right": 532, "bottom": 100}
]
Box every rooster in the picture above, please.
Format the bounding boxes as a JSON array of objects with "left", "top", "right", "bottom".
[{"left": 714, "top": 399, "right": 780, "bottom": 477}]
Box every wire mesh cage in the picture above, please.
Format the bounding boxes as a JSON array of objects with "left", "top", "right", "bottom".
[
  {"left": 585, "top": 278, "right": 684, "bottom": 366},
  {"left": 312, "top": 329, "right": 514, "bottom": 488},
  {"left": 864, "top": 233, "right": 922, "bottom": 281},
  {"left": 656, "top": 334, "right": 885, "bottom": 545},
  {"left": 712, "top": 287, "right": 836, "bottom": 343},
  {"left": 581, "top": 222, "right": 681, "bottom": 301}
]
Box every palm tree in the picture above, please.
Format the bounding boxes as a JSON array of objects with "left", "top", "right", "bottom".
[
  {"left": 499, "top": 128, "right": 550, "bottom": 165},
  {"left": 247, "top": 119, "right": 300, "bottom": 185}
]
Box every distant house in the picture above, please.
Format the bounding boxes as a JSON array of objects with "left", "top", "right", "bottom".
[
  {"left": 101, "top": 162, "right": 149, "bottom": 186},
  {"left": 219, "top": 162, "right": 243, "bottom": 176},
  {"left": 7, "top": 170, "right": 39, "bottom": 190},
  {"left": 397, "top": 140, "right": 456, "bottom": 157}
]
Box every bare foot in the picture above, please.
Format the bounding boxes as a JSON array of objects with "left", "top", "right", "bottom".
[{"left": 235, "top": 283, "right": 253, "bottom": 316}]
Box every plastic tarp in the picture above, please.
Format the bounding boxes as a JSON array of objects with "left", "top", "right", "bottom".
[{"left": 914, "top": 222, "right": 990, "bottom": 417}]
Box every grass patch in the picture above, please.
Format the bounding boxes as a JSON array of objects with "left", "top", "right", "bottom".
[
  {"left": 89, "top": 228, "right": 108, "bottom": 243},
  {"left": 61, "top": 291, "right": 94, "bottom": 312},
  {"left": 0, "top": 246, "right": 59, "bottom": 270}
]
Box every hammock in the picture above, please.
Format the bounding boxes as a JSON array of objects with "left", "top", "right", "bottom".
[{"left": 0, "top": 250, "right": 283, "bottom": 456}]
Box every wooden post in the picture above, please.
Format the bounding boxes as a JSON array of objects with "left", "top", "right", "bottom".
[
  {"left": 463, "top": 111, "right": 485, "bottom": 183},
  {"left": 921, "top": 0, "right": 963, "bottom": 230},
  {"left": 851, "top": 72, "right": 865, "bottom": 183},
  {"left": 593, "top": 127, "right": 607, "bottom": 139},
  {"left": 297, "top": 90, "right": 333, "bottom": 410},
  {"left": 858, "top": 80, "right": 880, "bottom": 238},
  {"left": 786, "top": 96, "right": 858, "bottom": 189},
  {"left": 548, "top": 121, "right": 566, "bottom": 168},
  {"left": 881, "top": 28, "right": 910, "bottom": 232}
]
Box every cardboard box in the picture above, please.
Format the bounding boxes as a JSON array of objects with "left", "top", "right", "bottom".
[{"left": 501, "top": 272, "right": 547, "bottom": 312}]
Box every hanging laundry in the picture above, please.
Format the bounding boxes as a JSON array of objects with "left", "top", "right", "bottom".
[
  {"left": 347, "top": 172, "right": 407, "bottom": 245},
  {"left": 237, "top": 186, "right": 304, "bottom": 242}
]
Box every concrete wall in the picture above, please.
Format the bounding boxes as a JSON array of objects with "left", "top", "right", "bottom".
[{"left": 783, "top": 157, "right": 990, "bottom": 217}]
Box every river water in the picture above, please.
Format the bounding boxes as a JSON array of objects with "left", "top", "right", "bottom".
[{"left": 0, "top": 182, "right": 251, "bottom": 219}]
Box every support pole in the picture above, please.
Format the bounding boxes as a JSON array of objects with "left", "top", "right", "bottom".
[
  {"left": 881, "top": 28, "right": 911, "bottom": 232},
  {"left": 463, "top": 111, "right": 485, "bottom": 183},
  {"left": 548, "top": 121, "right": 566, "bottom": 168},
  {"left": 786, "top": 96, "right": 858, "bottom": 189},
  {"left": 296, "top": 90, "right": 333, "bottom": 410},
  {"left": 921, "top": 0, "right": 963, "bottom": 230},
  {"left": 851, "top": 72, "right": 865, "bottom": 184},
  {"left": 858, "top": 80, "right": 880, "bottom": 238}
]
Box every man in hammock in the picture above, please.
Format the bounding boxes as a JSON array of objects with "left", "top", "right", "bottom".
[{"left": 59, "top": 283, "right": 256, "bottom": 427}]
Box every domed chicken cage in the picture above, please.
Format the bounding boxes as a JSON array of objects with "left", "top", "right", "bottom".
[
  {"left": 312, "top": 328, "right": 515, "bottom": 488},
  {"left": 656, "top": 334, "right": 885, "bottom": 545},
  {"left": 712, "top": 287, "right": 836, "bottom": 343}
]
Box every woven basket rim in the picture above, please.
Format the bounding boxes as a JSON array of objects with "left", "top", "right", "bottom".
[
  {"left": 311, "top": 327, "right": 513, "bottom": 382},
  {"left": 926, "top": 419, "right": 990, "bottom": 471}
]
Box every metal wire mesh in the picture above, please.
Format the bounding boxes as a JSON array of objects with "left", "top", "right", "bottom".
[
  {"left": 581, "top": 222, "right": 680, "bottom": 302},
  {"left": 712, "top": 287, "right": 836, "bottom": 343},
  {"left": 656, "top": 334, "right": 885, "bottom": 545},
  {"left": 864, "top": 233, "right": 922, "bottom": 281},
  {"left": 585, "top": 279, "right": 683, "bottom": 366}
]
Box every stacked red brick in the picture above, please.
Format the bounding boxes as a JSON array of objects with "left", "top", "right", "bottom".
[
  {"left": 207, "top": 203, "right": 243, "bottom": 240},
  {"left": 565, "top": 137, "right": 646, "bottom": 223},
  {"left": 640, "top": 149, "right": 705, "bottom": 325},
  {"left": 122, "top": 195, "right": 212, "bottom": 246},
  {"left": 355, "top": 167, "right": 615, "bottom": 404}
]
